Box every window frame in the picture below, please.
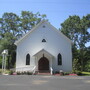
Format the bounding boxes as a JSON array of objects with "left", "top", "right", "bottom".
[
  {"left": 26, "top": 54, "right": 30, "bottom": 65},
  {"left": 42, "top": 39, "right": 46, "bottom": 42},
  {"left": 57, "top": 53, "right": 62, "bottom": 65}
]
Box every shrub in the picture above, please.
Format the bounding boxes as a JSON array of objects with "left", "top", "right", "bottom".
[
  {"left": 27, "top": 71, "right": 33, "bottom": 75},
  {"left": 9, "top": 70, "right": 14, "bottom": 75},
  {"left": 74, "top": 71, "right": 82, "bottom": 75},
  {"left": 21, "top": 72, "right": 24, "bottom": 75},
  {"left": 16, "top": 71, "right": 33, "bottom": 75},
  {"left": 64, "top": 72, "right": 70, "bottom": 75},
  {"left": 0, "top": 69, "right": 2, "bottom": 74},
  {"left": 55, "top": 71, "right": 59, "bottom": 74},
  {"left": 17, "top": 71, "right": 21, "bottom": 75}
]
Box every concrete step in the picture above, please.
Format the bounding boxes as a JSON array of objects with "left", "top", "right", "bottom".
[
  {"left": 36, "top": 70, "right": 51, "bottom": 75},
  {"left": 37, "top": 73, "right": 51, "bottom": 75},
  {"left": 38, "top": 70, "right": 50, "bottom": 73}
]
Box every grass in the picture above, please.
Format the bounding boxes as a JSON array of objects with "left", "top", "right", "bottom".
[
  {"left": 81, "top": 72, "right": 90, "bottom": 76},
  {"left": 0, "top": 69, "right": 11, "bottom": 74},
  {"left": 0, "top": 68, "right": 90, "bottom": 76}
]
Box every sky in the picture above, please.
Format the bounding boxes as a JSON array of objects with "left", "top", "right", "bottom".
[{"left": 0, "top": 0, "right": 90, "bottom": 47}]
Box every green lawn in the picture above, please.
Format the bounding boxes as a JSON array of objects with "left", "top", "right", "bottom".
[
  {"left": 82, "top": 72, "right": 90, "bottom": 76},
  {"left": 0, "top": 69, "right": 10, "bottom": 74},
  {"left": 0, "top": 68, "right": 90, "bottom": 76}
]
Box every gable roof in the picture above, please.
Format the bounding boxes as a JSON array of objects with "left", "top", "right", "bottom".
[
  {"left": 33, "top": 49, "right": 54, "bottom": 57},
  {"left": 15, "top": 20, "right": 72, "bottom": 45}
]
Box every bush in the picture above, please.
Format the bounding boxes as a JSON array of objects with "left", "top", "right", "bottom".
[
  {"left": 64, "top": 72, "right": 70, "bottom": 75},
  {"left": 17, "top": 71, "right": 21, "bottom": 75},
  {"left": 16, "top": 71, "right": 33, "bottom": 75},
  {"left": 55, "top": 71, "right": 59, "bottom": 74},
  {"left": 21, "top": 72, "right": 25, "bottom": 75},
  {"left": 27, "top": 71, "right": 33, "bottom": 75},
  {"left": 9, "top": 70, "right": 13, "bottom": 75},
  {"left": 73, "top": 59, "right": 82, "bottom": 72},
  {"left": 0, "top": 69, "right": 2, "bottom": 74},
  {"left": 74, "top": 71, "right": 82, "bottom": 75},
  {"left": 84, "top": 61, "right": 90, "bottom": 72}
]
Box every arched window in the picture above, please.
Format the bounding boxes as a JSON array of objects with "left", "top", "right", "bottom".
[
  {"left": 58, "top": 53, "right": 62, "bottom": 65},
  {"left": 26, "top": 54, "right": 30, "bottom": 65}
]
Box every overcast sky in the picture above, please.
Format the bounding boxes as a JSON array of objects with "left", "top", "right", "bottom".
[{"left": 0, "top": 0, "right": 90, "bottom": 46}]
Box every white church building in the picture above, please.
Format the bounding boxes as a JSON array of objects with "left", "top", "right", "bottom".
[{"left": 15, "top": 20, "right": 72, "bottom": 74}]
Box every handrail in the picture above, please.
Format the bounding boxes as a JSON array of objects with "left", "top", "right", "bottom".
[
  {"left": 32, "top": 66, "right": 36, "bottom": 74},
  {"left": 50, "top": 67, "right": 53, "bottom": 75},
  {"left": 16, "top": 66, "right": 36, "bottom": 73}
]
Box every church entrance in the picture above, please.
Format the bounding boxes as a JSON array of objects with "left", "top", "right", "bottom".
[{"left": 38, "top": 57, "right": 49, "bottom": 71}]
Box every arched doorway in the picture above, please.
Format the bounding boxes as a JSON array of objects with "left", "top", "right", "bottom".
[{"left": 38, "top": 57, "right": 49, "bottom": 71}]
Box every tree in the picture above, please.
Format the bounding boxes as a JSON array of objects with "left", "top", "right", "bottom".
[
  {"left": 61, "top": 15, "right": 90, "bottom": 71},
  {"left": 0, "top": 11, "right": 47, "bottom": 68},
  {"left": 0, "top": 12, "right": 20, "bottom": 68},
  {"left": 83, "top": 46, "right": 90, "bottom": 71},
  {"left": 20, "top": 11, "right": 47, "bottom": 34}
]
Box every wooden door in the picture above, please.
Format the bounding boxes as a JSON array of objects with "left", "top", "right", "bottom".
[{"left": 38, "top": 57, "right": 49, "bottom": 70}]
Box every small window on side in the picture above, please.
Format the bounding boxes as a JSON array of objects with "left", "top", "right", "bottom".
[
  {"left": 26, "top": 54, "right": 30, "bottom": 65},
  {"left": 57, "top": 53, "right": 62, "bottom": 65}
]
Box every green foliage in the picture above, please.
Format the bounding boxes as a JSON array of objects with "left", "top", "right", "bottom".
[
  {"left": 63, "top": 72, "right": 71, "bottom": 75},
  {"left": 20, "top": 11, "right": 47, "bottom": 34},
  {"left": 82, "top": 72, "right": 90, "bottom": 76},
  {"left": 61, "top": 15, "right": 90, "bottom": 49},
  {"left": 61, "top": 15, "right": 90, "bottom": 71},
  {"left": 17, "top": 71, "right": 21, "bottom": 75},
  {"left": 84, "top": 60, "right": 90, "bottom": 72},
  {"left": 0, "top": 11, "right": 47, "bottom": 69},
  {"left": 27, "top": 71, "right": 33, "bottom": 75},
  {"left": 16, "top": 71, "right": 33, "bottom": 75},
  {"left": 0, "top": 69, "right": 2, "bottom": 74},
  {"left": 0, "top": 56, "right": 2, "bottom": 68},
  {"left": 73, "top": 59, "right": 82, "bottom": 72},
  {"left": 75, "top": 71, "right": 82, "bottom": 75},
  {"left": 9, "top": 70, "right": 14, "bottom": 75}
]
